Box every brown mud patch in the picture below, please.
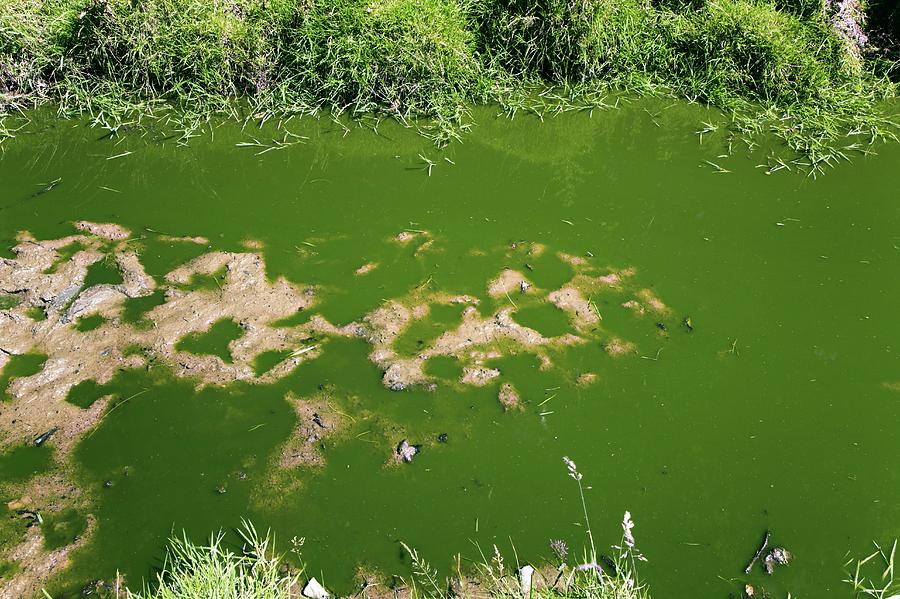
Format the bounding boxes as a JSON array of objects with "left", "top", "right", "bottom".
[
  {"left": 1, "top": 519, "right": 94, "bottom": 598},
  {"left": 0, "top": 229, "right": 676, "bottom": 593},
  {"left": 0, "top": 231, "right": 323, "bottom": 458},
  {"left": 362, "top": 257, "right": 664, "bottom": 390},
  {"left": 279, "top": 392, "right": 349, "bottom": 469},
  {"left": 576, "top": 372, "right": 598, "bottom": 386},
  {"left": 604, "top": 338, "right": 636, "bottom": 356},
  {"left": 623, "top": 288, "right": 670, "bottom": 316},
  {"left": 487, "top": 269, "right": 532, "bottom": 298},
  {"left": 498, "top": 382, "right": 521, "bottom": 410},
  {"left": 355, "top": 262, "right": 379, "bottom": 275},
  {"left": 392, "top": 230, "right": 430, "bottom": 245},
  {"left": 547, "top": 287, "right": 600, "bottom": 329},
  {"left": 0, "top": 469, "right": 92, "bottom": 598},
  {"left": 557, "top": 251, "right": 589, "bottom": 267},
  {"left": 461, "top": 366, "right": 501, "bottom": 387},
  {"left": 73, "top": 221, "right": 130, "bottom": 241},
  {"left": 240, "top": 239, "right": 264, "bottom": 251},
  {"left": 508, "top": 241, "right": 546, "bottom": 257},
  {"left": 157, "top": 234, "right": 209, "bottom": 245}
]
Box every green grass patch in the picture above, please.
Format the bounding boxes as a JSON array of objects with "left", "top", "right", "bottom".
[
  {"left": 0, "top": 0, "right": 897, "bottom": 167},
  {"left": 74, "top": 313, "right": 105, "bottom": 332},
  {"left": 175, "top": 318, "right": 244, "bottom": 363},
  {"left": 0, "top": 352, "right": 48, "bottom": 401}
]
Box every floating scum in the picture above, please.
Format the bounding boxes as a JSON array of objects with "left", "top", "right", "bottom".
[
  {"left": 1, "top": 0, "right": 898, "bottom": 163},
  {"left": 0, "top": 220, "right": 681, "bottom": 595}
]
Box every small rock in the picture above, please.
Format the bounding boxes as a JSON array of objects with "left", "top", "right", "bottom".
[
  {"left": 396, "top": 440, "right": 419, "bottom": 463},
  {"left": 303, "top": 577, "right": 329, "bottom": 599},
  {"left": 520, "top": 280, "right": 531, "bottom": 293}
]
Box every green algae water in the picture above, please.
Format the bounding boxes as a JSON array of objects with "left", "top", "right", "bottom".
[{"left": 0, "top": 101, "right": 898, "bottom": 598}]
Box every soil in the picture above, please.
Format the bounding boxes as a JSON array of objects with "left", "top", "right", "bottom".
[
  {"left": 279, "top": 392, "right": 348, "bottom": 468},
  {"left": 0, "top": 225, "right": 671, "bottom": 591},
  {"left": 73, "top": 221, "right": 131, "bottom": 240},
  {"left": 487, "top": 269, "right": 532, "bottom": 298},
  {"left": 460, "top": 367, "right": 500, "bottom": 386},
  {"left": 547, "top": 287, "right": 599, "bottom": 329},
  {"left": 498, "top": 382, "right": 521, "bottom": 410},
  {"left": 355, "top": 262, "right": 379, "bottom": 275}
]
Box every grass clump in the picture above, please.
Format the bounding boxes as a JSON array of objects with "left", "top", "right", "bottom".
[
  {"left": 658, "top": 0, "right": 896, "bottom": 166},
  {"left": 48, "top": 0, "right": 283, "bottom": 132},
  {"left": 125, "top": 521, "right": 300, "bottom": 599},
  {"left": 1, "top": 0, "right": 898, "bottom": 166},
  {"left": 112, "top": 458, "right": 650, "bottom": 599},
  {"left": 844, "top": 539, "right": 898, "bottom": 599},
  {"left": 271, "top": 0, "right": 484, "bottom": 139}
]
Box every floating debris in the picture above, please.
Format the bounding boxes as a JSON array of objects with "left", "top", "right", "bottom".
[
  {"left": 303, "top": 577, "right": 329, "bottom": 599},
  {"left": 764, "top": 547, "right": 792, "bottom": 574},
  {"left": 33, "top": 427, "right": 59, "bottom": 446},
  {"left": 30, "top": 177, "right": 61, "bottom": 198},
  {"left": 683, "top": 316, "right": 694, "bottom": 332},
  {"left": 520, "top": 280, "right": 531, "bottom": 293},
  {"left": 744, "top": 530, "right": 770, "bottom": 574},
  {"left": 549, "top": 538, "right": 568, "bottom": 561},
  {"left": 17, "top": 509, "right": 42, "bottom": 527},
  {"left": 438, "top": 433, "right": 448, "bottom": 443},
  {"left": 519, "top": 565, "right": 534, "bottom": 596},
  {"left": 396, "top": 440, "right": 419, "bottom": 463}
]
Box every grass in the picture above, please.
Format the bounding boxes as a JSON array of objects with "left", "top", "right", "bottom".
[
  {"left": 844, "top": 539, "right": 898, "bottom": 599},
  {"left": 1, "top": 0, "right": 898, "bottom": 167},
  {"left": 89, "top": 457, "right": 649, "bottom": 599},
  {"left": 122, "top": 521, "right": 301, "bottom": 599}
]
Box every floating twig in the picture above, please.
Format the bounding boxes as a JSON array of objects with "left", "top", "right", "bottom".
[{"left": 745, "top": 530, "right": 771, "bottom": 574}]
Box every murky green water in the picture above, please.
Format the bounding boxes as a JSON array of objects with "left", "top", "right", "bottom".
[{"left": 0, "top": 102, "right": 898, "bottom": 598}]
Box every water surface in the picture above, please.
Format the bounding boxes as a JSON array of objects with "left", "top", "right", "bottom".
[{"left": 0, "top": 102, "right": 898, "bottom": 598}]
